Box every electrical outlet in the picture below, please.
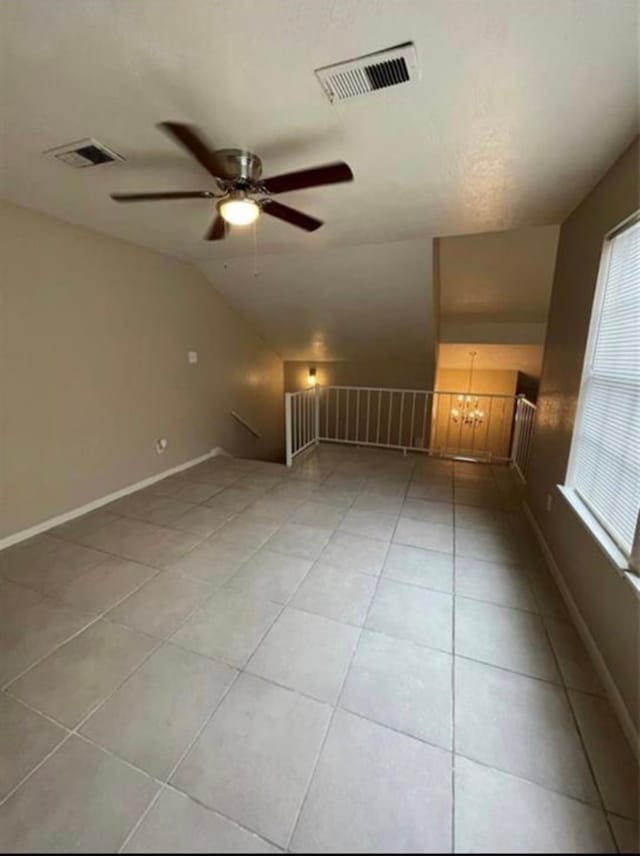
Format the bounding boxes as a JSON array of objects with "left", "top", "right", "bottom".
[
  {"left": 155, "top": 438, "right": 168, "bottom": 454},
  {"left": 546, "top": 493, "right": 553, "bottom": 512}
]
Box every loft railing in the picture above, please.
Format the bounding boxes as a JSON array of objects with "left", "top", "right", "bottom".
[
  {"left": 510, "top": 396, "right": 537, "bottom": 481},
  {"left": 285, "top": 385, "right": 537, "bottom": 475},
  {"left": 284, "top": 387, "right": 319, "bottom": 466}
]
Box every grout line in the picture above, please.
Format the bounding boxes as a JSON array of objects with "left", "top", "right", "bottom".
[
  {"left": 283, "top": 485, "right": 402, "bottom": 851},
  {"left": 5, "top": 449, "right": 621, "bottom": 852},
  {"left": 116, "top": 667, "right": 244, "bottom": 853},
  {"left": 538, "top": 607, "right": 620, "bottom": 850},
  {"left": 451, "top": 465, "right": 457, "bottom": 852}
]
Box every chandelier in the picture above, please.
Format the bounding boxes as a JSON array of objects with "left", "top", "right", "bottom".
[{"left": 451, "top": 351, "right": 485, "bottom": 426}]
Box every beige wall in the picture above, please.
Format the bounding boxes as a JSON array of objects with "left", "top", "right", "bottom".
[
  {"left": 526, "top": 140, "right": 640, "bottom": 729},
  {"left": 432, "top": 368, "right": 518, "bottom": 459},
  {"left": 0, "top": 202, "right": 283, "bottom": 539},
  {"left": 284, "top": 360, "right": 434, "bottom": 393}
]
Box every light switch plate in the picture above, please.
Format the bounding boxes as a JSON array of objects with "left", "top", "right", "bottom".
[{"left": 188, "top": 350, "right": 198, "bottom": 364}]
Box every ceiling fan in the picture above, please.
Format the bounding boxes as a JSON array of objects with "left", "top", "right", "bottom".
[{"left": 110, "top": 122, "right": 353, "bottom": 240}]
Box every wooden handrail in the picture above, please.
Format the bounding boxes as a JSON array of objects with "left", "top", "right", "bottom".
[{"left": 229, "top": 410, "right": 261, "bottom": 439}]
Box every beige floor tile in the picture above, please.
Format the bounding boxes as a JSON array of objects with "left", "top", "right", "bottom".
[
  {"left": 80, "top": 517, "right": 201, "bottom": 567},
  {"left": 569, "top": 690, "right": 639, "bottom": 819},
  {"left": 235, "top": 473, "right": 285, "bottom": 492},
  {"left": 455, "top": 526, "right": 522, "bottom": 565},
  {"left": 544, "top": 617, "right": 604, "bottom": 694},
  {"left": 339, "top": 509, "right": 398, "bottom": 542},
  {"left": 0, "top": 736, "right": 158, "bottom": 852},
  {"left": 1, "top": 539, "right": 109, "bottom": 594},
  {"left": 0, "top": 577, "right": 45, "bottom": 620},
  {"left": 363, "top": 477, "right": 408, "bottom": 497},
  {"left": 47, "top": 557, "right": 157, "bottom": 613},
  {"left": 266, "top": 522, "right": 333, "bottom": 560},
  {"left": 609, "top": 814, "right": 640, "bottom": 853},
  {"left": 9, "top": 620, "right": 157, "bottom": 727},
  {"left": 454, "top": 555, "right": 536, "bottom": 611},
  {"left": 407, "top": 481, "right": 453, "bottom": 502},
  {"left": 291, "top": 561, "right": 376, "bottom": 625},
  {"left": 214, "top": 518, "right": 280, "bottom": 550},
  {"left": 455, "top": 596, "right": 560, "bottom": 682},
  {"left": 0, "top": 693, "right": 66, "bottom": 800},
  {"left": 224, "top": 548, "right": 311, "bottom": 604},
  {"left": 0, "top": 535, "right": 67, "bottom": 577},
  {"left": 51, "top": 509, "right": 120, "bottom": 542},
  {"left": 111, "top": 494, "right": 196, "bottom": 527},
  {"left": 171, "top": 589, "right": 281, "bottom": 667},
  {"left": 242, "top": 495, "right": 301, "bottom": 524},
  {"left": 247, "top": 607, "right": 359, "bottom": 703},
  {"left": 291, "top": 709, "right": 452, "bottom": 853},
  {"left": 366, "top": 579, "right": 453, "bottom": 652},
  {"left": 291, "top": 500, "right": 346, "bottom": 529},
  {"left": 352, "top": 492, "right": 404, "bottom": 515},
  {"left": 203, "top": 486, "right": 263, "bottom": 513},
  {"left": 171, "top": 674, "right": 331, "bottom": 847},
  {"left": 171, "top": 480, "right": 225, "bottom": 504},
  {"left": 455, "top": 658, "right": 599, "bottom": 804},
  {"left": 454, "top": 504, "right": 511, "bottom": 532},
  {"left": 107, "top": 572, "right": 213, "bottom": 639},
  {"left": 401, "top": 498, "right": 454, "bottom": 526},
  {"left": 528, "top": 569, "right": 570, "bottom": 619},
  {"left": 394, "top": 517, "right": 454, "bottom": 553},
  {"left": 310, "top": 486, "right": 359, "bottom": 508},
  {"left": 170, "top": 505, "right": 233, "bottom": 537},
  {"left": 166, "top": 539, "right": 254, "bottom": 585},
  {"left": 319, "top": 531, "right": 389, "bottom": 576},
  {"left": 455, "top": 755, "right": 614, "bottom": 853},
  {"left": 382, "top": 543, "right": 453, "bottom": 593},
  {"left": 341, "top": 630, "right": 452, "bottom": 749},
  {"left": 124, "top": 787, "right": 279, "bottom": 853},
  {"left": 454, "top": 484, "right": 505, "bottom": 509},
  {"left": 0, "top": 591, "right": 94, "bottom": 686},
  {"left": 81, "top": 644, "right": 236, "bottom": 778}
]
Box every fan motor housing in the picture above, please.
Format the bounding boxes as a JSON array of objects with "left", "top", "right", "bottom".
[{"left": 215, "top": 149, "right": 263, "bottom": 183}]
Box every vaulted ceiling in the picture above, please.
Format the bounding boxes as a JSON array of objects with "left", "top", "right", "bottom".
[{"left": 1, "top": 0, "right": 637, "bottom": 360}]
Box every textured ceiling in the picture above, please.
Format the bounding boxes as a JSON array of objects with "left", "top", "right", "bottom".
[
  {"left": 0, "top": 0, "right": 637, "bottom": 362},
  {"left": 198, "top": 238, "right": 434, "bottom": 361},
  {"left": 0, "top": 0, "right": 637, "bottom": 262}
]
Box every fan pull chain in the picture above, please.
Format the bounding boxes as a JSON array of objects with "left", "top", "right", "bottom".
[{"left": 252, "top": 218, "right": 259, "bottom": 277}]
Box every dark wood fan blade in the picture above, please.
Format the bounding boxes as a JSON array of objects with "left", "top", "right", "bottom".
[
  {"left": 261, "top": 162, "right": 353, "bottom": 194},
  {"left": 205, "top": 213, "right": 226, "bottom": 241},
  {"left": 262, "top": 199, "right": 323, "bottom": 232},
  {"left": 111, "top": 191, "right": 214, "bottom": 202},
  {"left": 158, "top": 122, "right": 228, "bottom": 179}
]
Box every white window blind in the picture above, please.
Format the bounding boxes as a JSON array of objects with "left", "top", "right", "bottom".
[{"left": 567, "top": 215, "right": 640, "bottom": 564}]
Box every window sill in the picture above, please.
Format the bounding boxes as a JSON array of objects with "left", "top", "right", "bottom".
[{"left": 557, "top": 486, "right": 640, "bottom": 599}]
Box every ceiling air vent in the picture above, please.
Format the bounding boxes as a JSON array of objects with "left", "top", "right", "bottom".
[
  {"left": 315, "top": 42, "right": 419, "bottom": 103},
  {"left": 43, "top": 138, "right": 125, "bottom": 168}
]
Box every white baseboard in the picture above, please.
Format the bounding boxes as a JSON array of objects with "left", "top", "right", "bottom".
[
  {"left": 0, "top": 446, "right": 229, "bottom": 552},
  {"left": 523, "top": 501, "right": 640, "bottom": 761}
]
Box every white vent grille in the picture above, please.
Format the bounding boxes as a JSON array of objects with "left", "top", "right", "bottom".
[
  {"left": 43, "top": 138, "right": 124, "bottom": 168},
  {"left": 315, "top": 43, "right": 419, "bottom": 103}
]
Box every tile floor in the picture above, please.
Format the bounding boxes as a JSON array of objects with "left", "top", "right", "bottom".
[{"left": 0, "top": 445, "right": 638, "bottom": 853}]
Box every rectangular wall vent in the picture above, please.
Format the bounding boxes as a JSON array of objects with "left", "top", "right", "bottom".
[
  {"left": 43, "top": 138, "right": 125, "bottom": 168},
  {"left": 315, "top": 42, "right": 419, "bottom": 103}
]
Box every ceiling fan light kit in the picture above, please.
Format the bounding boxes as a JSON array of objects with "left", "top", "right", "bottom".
[
  {"left": 218, "top": 192, "right": 260, "bottom": 226},
  {"left": 110, "top": 122, "right": 353, "bottom": 240}
]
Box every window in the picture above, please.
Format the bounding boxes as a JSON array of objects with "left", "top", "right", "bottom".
[{"left": 566, "top": 214, "right": 640, "bottom": 572}]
